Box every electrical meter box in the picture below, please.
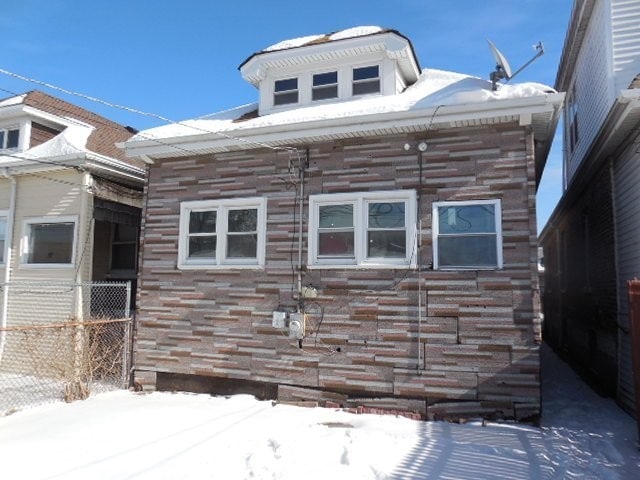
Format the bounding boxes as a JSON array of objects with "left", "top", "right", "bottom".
[
  {"left": 272, "top": 311, "right": 287, "bottom": 329},
  {"left": 288, "top": 312, "right": 305, "bottom": 339}
]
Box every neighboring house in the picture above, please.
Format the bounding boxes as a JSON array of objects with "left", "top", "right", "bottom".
[
  {"left": 125, "top": 27, "right": 563, "bottom": 419},
  {"left": 0, "top": 91, "right": 146, "bottom": 366},
  {"left": 539, "top": 0, "right": 640, "bottom": 415}
]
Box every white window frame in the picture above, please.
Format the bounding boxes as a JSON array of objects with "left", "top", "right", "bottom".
[
  {"left": 20, "top": 216, "right": 78, "bottom": 268},
  {"left": 273, "top": 77, "right": 299, "bottom": 107},
  {"left": 178, "top": 197, "right": 266, "bottom": 270},
  {"left": 352, "top": 64, "right": 381, "bottom": 96},
  {"left": 0, "top": 210, "right": 7, "bottom": 265},
  {"left": 308, "top": 190, "right": 416, "bottom": 269},
  {"left": 0, "top": 126, "right": 20, "bottom": 151},
  {"left": 432, "top": 199, "right": 503, "bottom": 271},
  {"left": 565, "top": 81, "right": 578, "bottom": 154},
  {"left": 312, "top": 70, "right": 339, "bottom": 102}
]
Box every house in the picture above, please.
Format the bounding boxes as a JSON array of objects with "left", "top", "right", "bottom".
[
  {"left": 125, "top": 26, "right": 563, "bottom": 420},
  {"left": 0, "top": 91, "right": 146, "bottom": 372},
  {"left": 539, "top": 0, "right": 640, "bottom": 416}
]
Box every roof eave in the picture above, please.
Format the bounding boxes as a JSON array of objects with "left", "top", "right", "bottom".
[
  {"left": 240, "top": 30, "right": 421, "bottom": 87},
  {"left": 539, "top": 89, "right": 640, "bottom": 239},
  {"left": 125, "top": 94, "right": 564, "bottom": 165}
]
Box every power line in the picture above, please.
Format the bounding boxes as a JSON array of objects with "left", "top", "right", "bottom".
[{"left": 0, "top": 67, "right": 301, "bottom": 157}]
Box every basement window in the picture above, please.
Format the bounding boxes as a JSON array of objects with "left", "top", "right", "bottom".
[
  {"left": 309, "top": 190, "right": 416, "bottom": 268},
  {"left": 178, "top": 197, "right": 266, "bottom": 269},
  {"left": 432, "top": 199, "right": 503, "bottom": 270},
  {"left": 274, "top": 78, "right": 299, "bottom": 106}
]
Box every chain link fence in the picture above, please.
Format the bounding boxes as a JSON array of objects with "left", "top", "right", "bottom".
[{"left": 0, "top": 281, "right": 132, "bottom": 415}]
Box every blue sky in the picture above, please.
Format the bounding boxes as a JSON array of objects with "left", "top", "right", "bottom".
[{"left": 0, "top": 0, "right": 573, "bottom": 232}]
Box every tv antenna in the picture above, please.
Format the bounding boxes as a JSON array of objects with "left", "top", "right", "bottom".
[{"left": 488, "top": 40, "right": 544, "bottom": 91}]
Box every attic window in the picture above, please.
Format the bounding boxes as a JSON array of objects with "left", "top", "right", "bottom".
[
  {"left": 0, "top": 128, "right": 19, "bottom": 150},
  {"left": 274, "top": 78, "right": 299, "bottom": 106},
  {"left": 352, "top": 65, "right": 380, "bottom": 96},
  {"left": 312, "top": 71, "right": 338, "bottom": 101}
]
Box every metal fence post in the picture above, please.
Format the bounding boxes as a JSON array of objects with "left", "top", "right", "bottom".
[{"left": 627, "top": 279, "right": 640, "bottom": 442}]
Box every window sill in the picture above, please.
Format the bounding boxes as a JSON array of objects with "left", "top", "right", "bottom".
[
  {"left": 177, "top": 263, "right": 265, "bottom": 271},
  {"left": 19, "top": 263, "right": 75, "bottom": 269},
  {"left": 308, "top": 263, "right": 416, "bottom": 270},
  {"left": 434, "top": 266, "right": 502, "bottom": 271}
]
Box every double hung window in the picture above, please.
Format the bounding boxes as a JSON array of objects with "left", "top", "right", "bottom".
[
  {"left": 432, "top": 199, "right": 502, "bottom": 270},
  {"left": 178, "top": 198, "right": 266, "bottom": 269},
  {"left": 312, "top": 71, "right": 338, "bottom": 101},
  {"left": 274, "top": 78, "right": 299, "bottom": 106},
  {"left": 0, "top": 128, "right": 19, "bottom": 150},
  {"left": 352, "top": 65, "right": 380, "bottom": 96},
  {"left": 309, "top": 190, "right": 416, "bottom": 268}
]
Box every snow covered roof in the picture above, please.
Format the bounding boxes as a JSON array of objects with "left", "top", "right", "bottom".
[
  {"left": 126, "top": 67, "right": 563, "bottom": 186},
  {"left": 128, "top": 68, "right": 559, "bottom": 146},
  {"left": 0, "top": 91, "right": 145, "bottom": 179},
  {"left": 262, "top": 26, "right": 385, "bottom": 53},
  {"left": 239, "top": 26, "right": 420, "bottom": 87}
]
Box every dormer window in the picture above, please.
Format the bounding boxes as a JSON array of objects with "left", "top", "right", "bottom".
[
  {"left": 0, "top": 128, "right": 19, "bottom": 150},
  {"left": 274, "top": 78, "right": 299, "bottom": 106},
  {"left": 312, "top": 71, "right": 338, "bottom": 101},
  {"left": 352, "top": 65, "right": 380, "bottom": 96}
]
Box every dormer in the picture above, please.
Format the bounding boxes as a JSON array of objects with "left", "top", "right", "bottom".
[{"left": 239, "top": 26, "right": 421, "bottom": 116}]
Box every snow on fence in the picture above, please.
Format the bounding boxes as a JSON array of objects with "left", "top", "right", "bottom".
[{"left": 0, "top": 281, "right": 132, "bottom": 415}]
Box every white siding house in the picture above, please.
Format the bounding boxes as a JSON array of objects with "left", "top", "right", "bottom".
[
  {"left": 0, "top": 91, "right": 146, "bottom": 374},
  {"left": 540, "top": 0, "right": 640, "bottom": 415}
]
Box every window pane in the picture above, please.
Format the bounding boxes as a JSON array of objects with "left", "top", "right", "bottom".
[
  {"left": 438, "top": 205, "right": 496, "bottom": 235},
  {"left": 368, "top": 202, "right": 405, "bottom": 228},
  {"left": 368, "top": 230, "right": 406, "bottom": 258},
  {"left": 312, "top": 85, "right": 338, "bottom": 101},
  {"left": 353, "top": 66, "right": 379, "bottom": 81},
  {"left": 0, "top": 218, "right": 6, "bottom": 263},
  {"left": 319, "top": 204, "right": 353, "bottom": 228},
  {"left": 227, "top": 234, "right": 257, "bottom": 258},
  {"left": 318, "top": 231, "right": 354, "bottom": 256},
  {"left": 438, "top": 235, "right": 497, "bottom": 267},
  {"left": 188, "top": 236, "right": 216, "bottom": 258},
  {"left": 114, "top": 223, "right": 137, "bottom": 242},
  {"left": 189, "top": 211, "right": 216, "bottom": 234},
  {"left": 111, "top": 244, "right": 137, "bottom": 270},
  {"left": 274, "top": 91, "right": 298, "bottom": 105},
  {"left": 7, "top": 129, "right": 19, "bottom": 149},
  {"left": 28, "top": 222, "right": 74, "bottom": 264},
  {"left": 0, "top": 131, "right": 5, "bottom": 148},
  {"left": 353, "top": 80, "right": 381, "bottom": 95},
  {"left": 228, "top": 209, "right": 257, "bottom": 232},
  {"left": 313, "top": 72, "right": 337, "bottom": 86},
  {"left": 275, "top": 78, "right": 298, "bottom": 92}
]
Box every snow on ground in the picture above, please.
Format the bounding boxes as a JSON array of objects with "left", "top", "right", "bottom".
[{"left": 1, "top": 345, "right": 639, "bottom": 479}]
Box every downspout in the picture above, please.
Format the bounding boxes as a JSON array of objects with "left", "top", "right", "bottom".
[
  {"left": 417, "top": 148, "right": 424, "bottom": 373},
  {"left": 297, "top": 149, "right": 308, "bottom": 312},
  {"left": 0, "top": 171, "right": 17, "bottom": 361}
]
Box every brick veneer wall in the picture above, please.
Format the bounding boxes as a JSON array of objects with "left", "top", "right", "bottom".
[{"left": 134, "top": 123, "right": 541, "bottom": 420}]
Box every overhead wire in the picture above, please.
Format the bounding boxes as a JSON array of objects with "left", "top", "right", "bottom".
[{"left": 0, "top": 67, "right": 302, "bottom": 157}]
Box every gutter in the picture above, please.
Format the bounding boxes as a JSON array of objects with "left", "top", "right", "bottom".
[
  {"left": 0, "top": 170, "right": 17, "bottom": 361},
  {"left": 125, "top": 93, "right": 565, "bottom": 160}
]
